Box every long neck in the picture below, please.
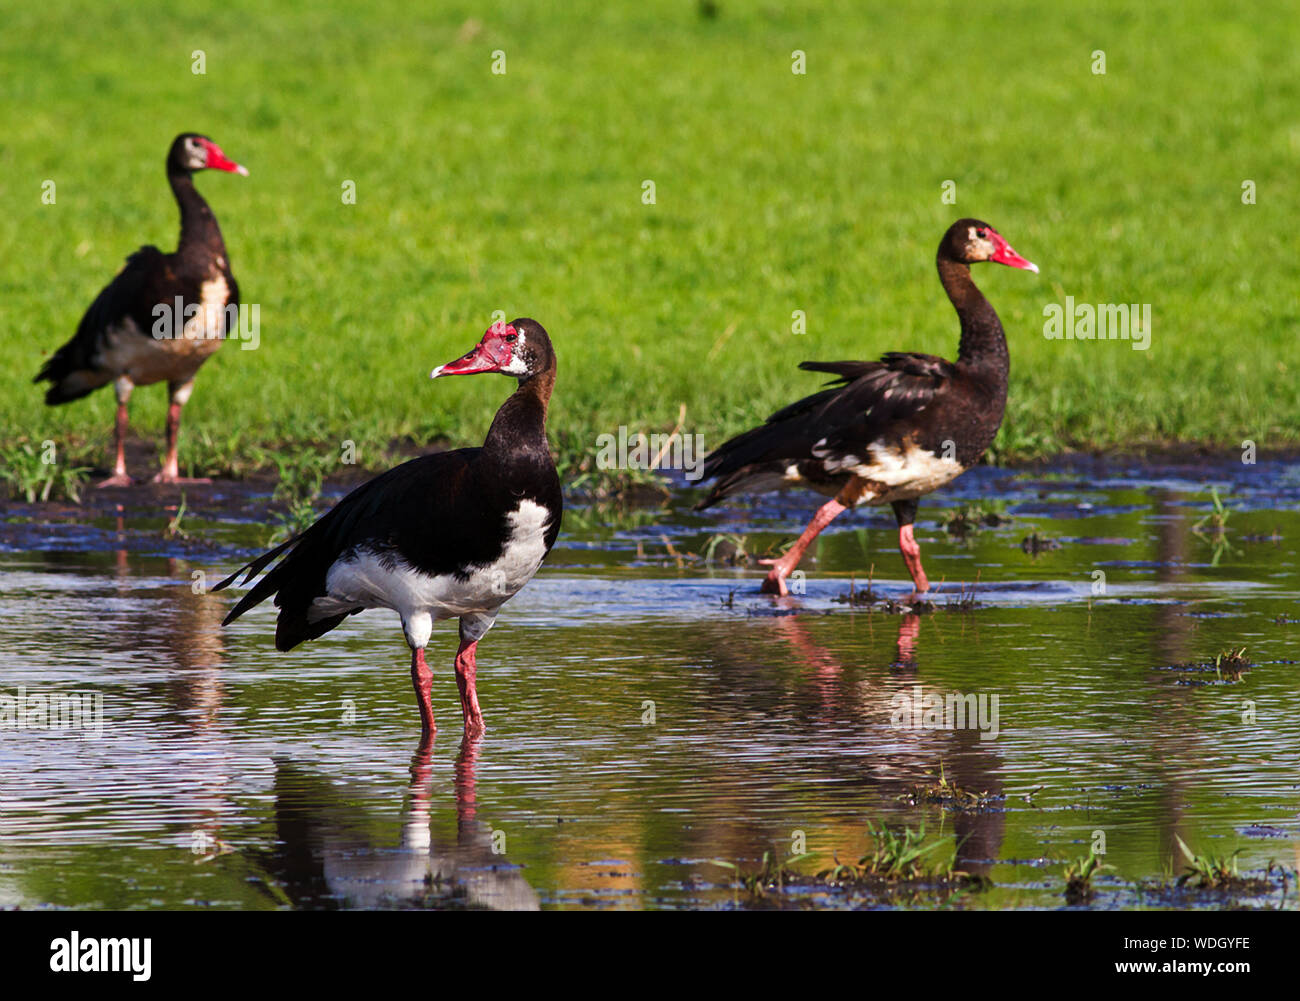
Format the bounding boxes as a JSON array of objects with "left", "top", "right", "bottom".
[
  {"left": 482, "top": 367, "right": 556, "bottom": 467},
  {"left": 938, "top": 255, "right": 1008, "bottom": 371},
  {"left": 168, "top": 169, "right": 226, "bottom": 264}
]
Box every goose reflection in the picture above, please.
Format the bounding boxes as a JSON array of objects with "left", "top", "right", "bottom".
[
  {"left": 779, "top": 612, "right": 1005, "bottom": 876},
  {"left": 692, "top": 610, "right": 1006, "bottom": 879},
  {"left": 264, "top": 737, "right": 539, "bottom": 910}
]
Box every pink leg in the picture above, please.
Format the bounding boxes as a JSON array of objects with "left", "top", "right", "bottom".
[
  {"left": 410, "top": 647, "right": 436, "bottom": 734},
  {"left": 898, "top": 523, "right": 930, "bottom": 593},
  {"left": 97, "top": 402, "right": 133, "bottom": 488},
  {"left": 152, "top": 398, "right": 211, "bottom": 485},
  {"left": 455, "top": 638, "right": 485, "bottom": 739},
  {"left": 160, "top": 401, "right": 182, "bottom": 481},
  {"left": 759, "top": 498, "right": 846, "bottom": 596}
]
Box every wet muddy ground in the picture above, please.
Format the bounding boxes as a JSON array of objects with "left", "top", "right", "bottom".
[{"left": 1, "top": 454, "right": 1297, "bottom": 909}]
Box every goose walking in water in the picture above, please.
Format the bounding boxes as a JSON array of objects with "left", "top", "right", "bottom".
[{"left": 696, "top": 220, "right": 1038, "bottom": 596}]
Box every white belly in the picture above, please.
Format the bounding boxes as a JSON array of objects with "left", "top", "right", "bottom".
[{"left": 308, "top": 500, "right": 552, "bottom": 645}]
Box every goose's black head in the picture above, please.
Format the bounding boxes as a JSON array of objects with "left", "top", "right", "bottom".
[
  {"left": 941, "top": 218, "right": 1037, "bottom": 273},
  {"left": 167, "top": 133, "right": 249, "bottom": 177},
  {"left": 432, "top": 318, "right": 556, "bottom": 383}
]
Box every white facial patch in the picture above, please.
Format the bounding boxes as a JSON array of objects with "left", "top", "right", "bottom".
[{"left": 500, "top": 331, "right": 529, "bottom": 375}]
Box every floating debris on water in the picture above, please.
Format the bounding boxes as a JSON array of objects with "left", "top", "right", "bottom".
[{"left": 1020, "top": 532, "right": 1062, "bottom": 555}]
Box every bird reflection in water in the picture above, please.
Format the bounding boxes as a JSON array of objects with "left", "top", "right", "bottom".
[
  {"left": 262, "top": 736, "right": 539, "bottom": 910},
  {"left": 766, "top": 610, "right": 1004, "bottom": 879},
  {"left": 894, "top": 613, "right": 920, "bottom": 667}
]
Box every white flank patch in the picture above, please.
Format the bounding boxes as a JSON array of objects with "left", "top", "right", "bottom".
[
  {"left": 309, "top": 500, "right": 552, "bottom": 647},
  {"left": 183, "top": 276, "right": 230, "bottom": 341},
  {"left": 841, "top": 442, "right": 965, "bottom": 500}
]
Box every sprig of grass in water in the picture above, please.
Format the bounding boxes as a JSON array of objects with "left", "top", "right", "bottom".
[
  {"left": 1191, "top": 486, "right": 1232, "bottom": 534},
  {"left": 711, "top": 823, "right": 973, "bottom": 903},
  {"left": 699, "top": 532, "right": 794, "bottom": 564},
  {"left": 701, "top": 532, "right": 750, "bottom": 564},
  {"left": 1191, "top": 487, "right": 1241, "bottom": 566},
  {"left": 710, "top": 849, "right": 819, "bottom": 901},
  {"left": 164, "top": 493, "right": 188, "bottom": 540},
  {"left": 1213, "top": 647, "right": 1250, "bottom": 681},
  {"left": 269, "top": 498, "right": 322, "bottom": 545},
  {"left": 898, "top": 761, "right": 997, "bottom": 811},
  {"left": 1145, "top": 838, "right": 1290, "bottom": 898},
  {"left": 1063, "top": 851, "right": 1113, "bottom": 904},
  {"left": 821, "top": 821, "right": 958, "bottom": 883},
  {"left": 1174, "top": 835, "right": 1250, "bottom": 890},
  {"left": 834, "top": 565, "right": 878, "bottom": 606}
]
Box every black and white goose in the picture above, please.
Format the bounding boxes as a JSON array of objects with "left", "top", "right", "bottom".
[
  {"left": 214, "top": 319, "right": 562, "bottom": 739},
  {"left": 34, "top": 133, "right": 247, "bottom": 485},
  {"left": 697, "top": 219, "right": 1038, "bottom": 595}
]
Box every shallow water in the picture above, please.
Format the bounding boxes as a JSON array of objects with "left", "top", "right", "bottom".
[{"left": 1, "top": 456, "right": 1298, "bottom": 909}]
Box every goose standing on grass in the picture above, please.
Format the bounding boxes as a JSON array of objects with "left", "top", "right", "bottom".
[
  {"left": 696, "top": 219, "right": 1038, "bottom": 596},
  {"left": 215, "top": 319, "right": 562, "bottom": 739},
  {"left": 34, "top": 133, "right": 248, "bottom": 486}
]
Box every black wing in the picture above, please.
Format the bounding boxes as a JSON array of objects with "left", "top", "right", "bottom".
[
  {"left": 704, "top": 352, "right": 955, "bottom": 473},
  {"left": 697, "top": 352, "right": 955, "bottom": 506},
  {"left": 35, "top": 247, "right": 168, "bottom": 404},
  {"left": 805, "top": 353, "right": 957, "bottom": 464},
  {"left": 213, "top": 447, "right": 539, "bottom": 650}
]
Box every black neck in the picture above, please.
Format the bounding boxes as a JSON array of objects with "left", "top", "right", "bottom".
[
  {"left": 168, "top": 169, "right": 226, "bottom": 264},
  {"left": 482, "top": 368, "right": 556, "bottom": 467},
  {"left": 938, "top": 255, "right": 1008, "bottom": 371}
]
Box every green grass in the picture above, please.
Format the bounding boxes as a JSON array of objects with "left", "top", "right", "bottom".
[
  {"left": 711, "top": 821, "right": 967, "bottom": 904},
  {"left": 1172, "top": 834, "right": 1254, "bottom": 891},
  {"left": 0, "top": 440, "right": 89, "bottom": 502},
  {"left": 1063, "top": 851, "right": 1113, "bottom": 904},
  {"left": 2, "top": 1, "right": 1296, "bottom": 481},
  {"left": 821, "top": 821, "right": 962, "bottom": 882}
]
